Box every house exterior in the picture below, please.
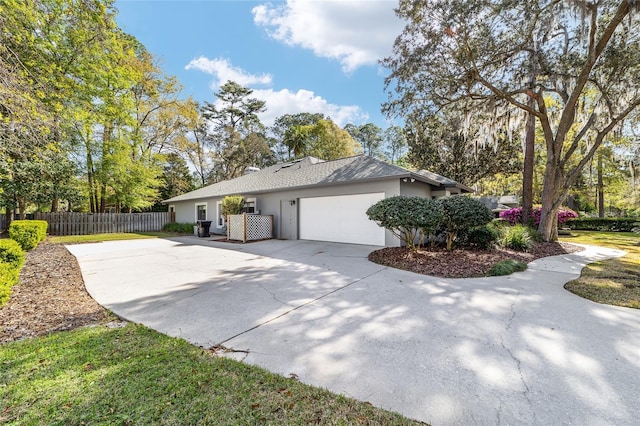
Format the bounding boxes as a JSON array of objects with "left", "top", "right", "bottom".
[
  {"left": 164, "top": 155, "right": 472, "bottom": 247},
  {"left": 476, "top": 195, "right": 519, "bottom": 217}
]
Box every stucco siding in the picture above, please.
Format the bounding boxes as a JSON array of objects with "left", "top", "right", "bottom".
[
  {"left": 400, "top": 181, "right": 432, "bottom": 198},
  {"left": 171, "top": 179, "right": 402, "bottom": 246}
]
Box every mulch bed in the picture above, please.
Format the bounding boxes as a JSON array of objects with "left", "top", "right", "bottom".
[
  {"left": 369, "top": 242, "right": 584, "bottom": 278},
  {"left": 0, "top": 241, "right": 109, "bottom": 344}
]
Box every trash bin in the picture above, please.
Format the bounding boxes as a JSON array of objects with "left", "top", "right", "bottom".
[{"left": 196, "top": 220, "right": 212, "bottom": 237}]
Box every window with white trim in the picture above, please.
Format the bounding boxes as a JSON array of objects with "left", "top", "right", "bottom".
[
  {"left": 244, "top": 197, "right": 257, "bottom": 214},
  {"left": 196, "top": 203, "right": 207, "bottom": 221},
  {"left": 216, "top": 201, "right": 225, "bottom": 228}
]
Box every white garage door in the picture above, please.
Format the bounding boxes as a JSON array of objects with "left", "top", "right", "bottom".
[{"left": 299, "top": 193, "right": 385, "bottom": 246}]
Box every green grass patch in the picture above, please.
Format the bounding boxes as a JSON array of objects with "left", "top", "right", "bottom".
[
  {"left": 49, "top": 232, "right": 176, "bottom": 245},
  {"left": 487, "top": 259, "right": 527, "bottom": 276},
  {"left": 560, "top": 231, "right": 639, "bottom": 309},
  {"left": 0, "top": 323, "right": 424, "bottom": 425}
]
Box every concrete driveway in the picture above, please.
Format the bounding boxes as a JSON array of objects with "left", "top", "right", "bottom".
[{"left": 67, "top": 237, "right": 640, "bottom": 426}]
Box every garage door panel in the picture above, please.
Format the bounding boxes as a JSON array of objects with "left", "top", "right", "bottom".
[{"left": 299, "top": 193, "right": 385, "bottom": 246}]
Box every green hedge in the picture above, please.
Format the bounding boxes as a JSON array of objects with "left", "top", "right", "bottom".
[
  {"left": 0, "top": 239, "right": 26, "bottom": 270},
  {"left": 0, "top": 239, "right": 25, "bottom": 306},
  {"left": 162, "top": 222, "right": 197, "bottom": 234},
  {"left": 9, "top": 220, "right": 48, "bottom": 250},
  {"left": 565, "top": 218, "right": 639, "bottom": 232},
  {"left": 0, "top": 262, "right": 20, "bottom": 305}
]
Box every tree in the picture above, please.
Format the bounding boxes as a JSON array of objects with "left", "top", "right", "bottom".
[
  {"left": 344, "top": 123, "right": 383, "bottom": 157},
  {"left": 221, "top": 195, "right": 245, "bottom": 216},
  {"left": 202, "top": 81, "right": 265, "bottom": 135},
  {"left": 201, "top": 81, "right": 270, "bottom": 181},
  {"left": 271, "top": 113, "right": 325, "bottom": 160},
  {"left": 172, "top": 99, "right": 213, "bottom": 187},
  {"left": 297, "top": 119, "right": 361, "bottom": 160},
  {"left": 405, "top": 112, "right": 522, "bottom": 187},
  {"left": 283, "top": 125, "right": 312, "bottom": 158},
  {"left": 382, "top": 126, "right": 408, "bottom": 165},
  {"left": 384, "top": 1, "right": 640, "bottom": 241}
]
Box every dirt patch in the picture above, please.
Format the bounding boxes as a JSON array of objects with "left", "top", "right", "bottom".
[
  {"left": 0, "top": 241, "right": 110, "bottom": 344},
  {"left": 369, "top": 242, "right": 584, "bottom": 278}
]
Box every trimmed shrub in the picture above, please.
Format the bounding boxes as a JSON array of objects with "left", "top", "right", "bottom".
[
  {"left": 439, "top": 196, "right": 494, "bottom": 251},
  {"left": 565, "top": 217, "right": 639, "bottom": 232},
  {"left": 9, "top": 220, "right": 48, "bottom": 251},
  {"left": 0, "top": 239, "right": 24, "bottom": 306},
  {"left": 499, "top": 206, "right": 578, "bottom": 226},
  {"left": 366, "top": 196, "right": 444, "bottom": 251},
  {"left": 221, "top": 195, "right": 245, "bottom": 216},
  {"left": 0, "top": 262, "right": 20, "bottom": 305},
  {"left": 0, "top": 239, "right": 26, "bottom": 270},
  {"left": 459, "top": 225, "right": 498, "bottom": 250},
  {"left": 487, "top": 259, "right": 527, "bottom": 276},
  {"left": 163, "top": 222, "right": 197, "bottom": 234},
  {"left": 499, "top": 224, "right": 533, "bottom": 252}
]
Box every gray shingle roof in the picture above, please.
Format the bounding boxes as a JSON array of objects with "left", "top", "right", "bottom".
[{"left": 165, "top": 155, "right": 470, "bottom": 203}]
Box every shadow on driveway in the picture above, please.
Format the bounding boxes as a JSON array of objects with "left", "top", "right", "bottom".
[{"left": 67, "top": 237, "right": 640, "bottom": 425}]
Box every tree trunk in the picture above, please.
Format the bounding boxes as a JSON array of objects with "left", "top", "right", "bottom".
[
  {"left": 99, "top": 185, "right": 107, "bottom": 213},
  {"left": 597, "top": 152, "right": 604, "bottom": 218},
  {"left": 521, "top": 102, "right": 536, "bottom": 226},
  {"left": 51, "top": 197, "right": 59, "bottom": 213},
  {"left": 86, "top": 145, "right": 97, "bottom": 213},
  {"left": 538, "top": 152, "right": 563, "bottom": 242},
  {"left": 17, "top": 197, "right": 26, "bottom": 220}
]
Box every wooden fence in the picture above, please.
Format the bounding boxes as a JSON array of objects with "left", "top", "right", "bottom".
[{"left": 34, "top": 212, "right": 175, "bottom": 236}]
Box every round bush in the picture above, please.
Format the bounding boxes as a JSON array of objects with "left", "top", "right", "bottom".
[
  {"left": 0, "top": 239, "right": 26, "bottom": 269},
  {"left": 460, "top": 225, "right": 498, "bottom": 250},
  {"left": 0, "top": 262, "right": 20, "bottom": 305},
  {"left": 366, "top": 196, "right": 444, "bottom": 250},
  {"left": 8, "top": 220, "right": 48, "bottom": 251},
  {"left": 487, "top": 259, "right": 527, "bottom": 276},
  {"left": 439, "top": 196, "right": 494, "bottom": 251}
]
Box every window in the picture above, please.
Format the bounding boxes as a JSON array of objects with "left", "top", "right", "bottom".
[
  {"left": 196, "top": 203, "right": 207, "bottom": 221},
  {"left": 216, "top": 201, "right": 225, "bottom": 228},
  {"left": 168, "top": 205, "right": 175, "bottom": 213},
  {"left": 244, "top": 197, "right": 257, "bottom": 214}
]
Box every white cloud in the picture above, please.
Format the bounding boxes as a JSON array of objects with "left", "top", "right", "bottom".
[
  {"left": 252, "top": 0, "right": 404, "bottom": 73},
  {"left": 185, "top": 57, "right": 368, "bottom": 127},
  {"left": 252, "top": 88, "right": 368, "bottom": 127},
  {"left": 185, "top": 56, "right": 272, "bottom": 87}
]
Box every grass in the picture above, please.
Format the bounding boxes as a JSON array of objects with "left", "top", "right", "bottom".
[
  {"left": 487, "top": 259, "right": 527, "bottom": 276},
  {"left": 0, "top": 323, "right": 424, "bottom": 425},
  {"left": 48, "top": 232, "right": 177, "bottom": 244},
  {"left": 559, "top": 231, "right": 639, "bottom": 309}
]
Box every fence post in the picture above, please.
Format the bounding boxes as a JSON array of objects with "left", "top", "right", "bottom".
[{"left": 242, "top": 213, "right": 247, "bottom": 243}]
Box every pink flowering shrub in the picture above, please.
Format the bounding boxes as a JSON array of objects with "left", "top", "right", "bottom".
[{"left": 499, "top": 206, "right": 578, "bottom": 226}]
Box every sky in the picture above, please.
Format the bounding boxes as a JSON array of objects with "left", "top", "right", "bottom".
[{"left": 114, "top": 0, "right": 406, "bottom": 129}]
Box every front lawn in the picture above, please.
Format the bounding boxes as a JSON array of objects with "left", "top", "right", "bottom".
[
  {"left": 48, "top": 232, "right": 176, "bottom": 244},
  {"left": 0, "top": 240, "right": 425, "bottom": 425},
  {"left": 0, "top": 324, "right": 421, "bottom": 425},
  {"left": 560, "top": 231, "right": 639, "bottom": 309}
]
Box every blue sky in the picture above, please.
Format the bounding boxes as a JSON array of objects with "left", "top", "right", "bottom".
[{"left": 114, "top": 0, "right": 405, "bottom": 128}]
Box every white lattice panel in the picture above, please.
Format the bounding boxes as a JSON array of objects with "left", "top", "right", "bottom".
[
  {"left": 227, "top": 215, "right": 245, "bottom": 241},
  {"left": 246, "top": 215, "right": 273, "bottom": 241},
  {"left": 227, "top": 214, "right": 273, "bottom": 242}
]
